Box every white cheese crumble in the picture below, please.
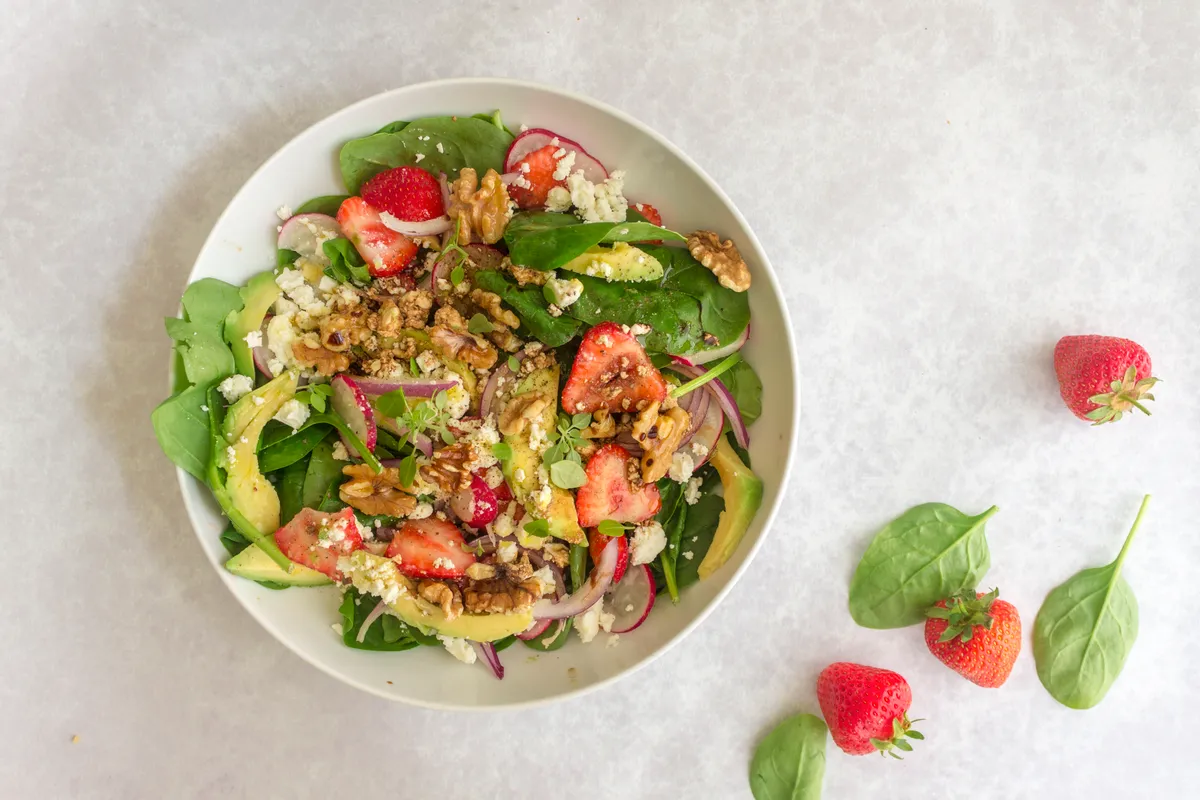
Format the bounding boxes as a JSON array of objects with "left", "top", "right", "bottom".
[
  {"left": 243, "top": 330, "right": 263, "bottom": 349},
  {"left": 552, "top": 150, "right": 576, "bottom": 181},
  {"left": 339, "top": 551, "right": 408, "bottom": 605},
  {"left": 495, "top": 539, "right": 518, "bottom": 563},
  {"left": 484, "top": 466, "right": 505, "bottom": 489},
  {"left": 684, "top": 476, "right": 703, "bottom": 506},
  {"left": 437, "top": 635, "right": 477, "bottom": 664},
  {"left": 683, "top": 551, "right": 695, "bottom": 561},
  {"left": 567, "top": 169, "right": 628, "bottom": 224},
  {"left": 545, "top": 277, "right": 584, "bottom": 309},
  {"left": 544, "top": 186, "right": 572, "bottom": 212},
  {"left": 415, "top": 350, "right": 441, "bottom": 374},
  {"left": 414, "top": 153, "right": 426, "bottom": 163},
  {"left": 432, "top": 556, "right": 454, "bottom": 570},
  {"left": 575, "top": 602, "right": 616, "bottom": 644},
  {"left": 630, "top": 521, "right": 667, "bottom": 565},
  {"left": 217, "top": 374, "right": 254, "bottom": 404},
  {"left": 276, "top": 205, "right": 292, "bottom": 221},
  {"left": 273, "top": 399, "right": 310, "bottom": 430},
  {"left": 668, "top": 450, "right": 695, "bottom": 483},
  {"left": 409, "top": 503, "right": 434, "bottom": 520},
  {"left": 331, "top": 441, "right": 351, "bottom": 461},
  {"left": 629, "top": 323, "right": 651, "bottom": 336},
  {"left": 530, "top": 566, "right": 557, "bottom": 597}
]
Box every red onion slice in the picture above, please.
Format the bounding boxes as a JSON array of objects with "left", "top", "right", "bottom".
[
  {"left": 379, "top": 212, "right": 452, "bottom": 237},
  {"left": 532, "top": 538, "right": 618, "bottom": 620},
  {"left": 471, "top": 641, "right": 505, "bottom": 680},
  {"left": 670, "top": 359, "right": 750, "bottom": 449},
  {"left": 517, "top": 618, "right": 552, "bottom": 641},
  {"left": 353, "top": 376, "right": 457, "bottom": 397},
  {"left": 356, "top": 601, "right": 389, "bottom": 644}
]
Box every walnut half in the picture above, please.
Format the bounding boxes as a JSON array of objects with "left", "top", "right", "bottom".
[
  {"left": 640, "top": 406, "right": 691, "bottom": 483},
  {"left": 687, "top": 230, "right": 751, "bottom": 292},
  {"left": 448, "top": 168, "right": 512, "bottom": 245},
  {"left": 339, "top": 464, "right": 417, "bottom": 517}
]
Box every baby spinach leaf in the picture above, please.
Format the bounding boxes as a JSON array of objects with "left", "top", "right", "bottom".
[
  {"left": 472, "top": 270, "right": 582, "bottom": 346},
  {"left": 675, "top": 494, "right": 724, "bottom": 589},
  {"left": 277, "top": 248, "right": 300, "bottom": 268},
  {"left": 1033, "top": 495, "right": 1150, "bottom": 709},
  {"left": 654, "top": 479, "right": 688, "bottom": 603},
  {"left": 301, "top": 436, "right": 347, "bottom": 510},
  {"left": 749, "top": 713, "right": 828, "bottom": 800},
  {"left": 374, "top": 120, "right": 411, "bottom": 134},
  {"left": 848, "top": 504, "right": 997, "bottom": 629},
  {"left": 322, "top": 238, "right": 371, "bottom": 285},
  {"left": 568, "top": 276, "right": 702, "bottom": 354},
  {"left": 219, "top": 525, "right": 251, "bottom": 557},
  {"left": 338, "top": 589, "right": 420, "bottom": 651},
  {"left": 295, "top": 195, "right": 349, "bottom": 216},
  {"left": 151, "top": 383, "right": 214, "bottom": 481},
  {"left": 642, "top": 244, "right": 751, "bottom": 349},
  {"left": 470, "top": 109, "right": 512, "bottom": 136},
  {"left": 258, "top": 424, "right": 331, "bottom": 473},
  {"left": 277, "top": 457, "right": 309, "bottom": 524},
  {"left": 504, "top": 211, "right": 683, "bottom": 271},
  {"left": 181, "top": 278, "right": 244, "bottom": 337},
  {"left": 164, "top": 317, "right": 236, "bottom": 386},
  {"left": 722, "top": 361, "right": 763, "bottom": 426}
]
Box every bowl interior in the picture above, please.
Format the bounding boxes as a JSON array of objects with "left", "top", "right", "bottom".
[{"left": 181, "top": 78, "right": 798, "bottom": 709}]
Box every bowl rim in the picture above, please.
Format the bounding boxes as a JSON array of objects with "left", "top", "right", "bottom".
[{"left": 174, "top": 76, "right": 801, "bottom": 710}]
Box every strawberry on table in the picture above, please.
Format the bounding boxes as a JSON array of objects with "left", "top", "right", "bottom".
[
  {"left": 817, "top": 662, "right": 923, "bottom": 757},
  {"left": 924, "top": 589, "right": 1021, "bottom": 688},
  {"left": 576, "top": 444, "right": 661, "bottom": 528},
  {"left": 588, "top": 527, "right": 630, "bottom": 584},
  {"left": 336, "top": 196, "right": 418, "bottom": 277},
  {"left": 1054, "top": 335, "right": 1158, "bottom": 424},
  {"left": 360, "top": 166, "right": 445, "bottom": 222},
  {"left": 385, "top": 517, "right": 476, "bottom": 579},
  {"left": 274, "top": 507, "right": 365, "bottom": 581},
  {"left": 507, "top": 144, "right": 566, "bottom": 209},
  {"left": 561, "top": 322, "right": 669, "bottom": 415}
]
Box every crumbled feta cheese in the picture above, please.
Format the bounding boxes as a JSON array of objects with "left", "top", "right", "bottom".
[
  {"left": 547, "top": 304, "right": 562, "bottom": 317},
  {"left": 544, "top": 186, "right": 572, "bottom": 212},
  {"left": 432, "top": 556, "right": 454, "bottom": 570},
  {"left": 519, "top": 161, "right": 531, "bottom": 173},
  {"left": 530, "top": 566, "right": 557, "bottom": 597},
  {"left": 199, "top": 405, "right": 208, "bottom": 412},
  {"left": 339, "top": 551, "right": 408, "bottom": 605},
  {"left": 267, "top": 312, "right": 301, "bottom": 374},
  {"left": 495, "top": 539, "right": 518, "bottom": 563},
  {"left": 331, "top": 441, "right": 350, "bottom": 461},
  {"left": 415, "top": 350, "right": 441, "bottom": 374},
  {"left": 409, "top": 503, "right": 434, "bottom": 520},
  {"left": 528, "top": 422, "right": 548, "bottom": 454},
  {"left": 484, "top": 466, "right": 505, "bottom": 489},
  {"left": 630, "top": 521, "right": 667, "bottom": 565},
  {"left": 519, "top": 124, "right": 529, "bottom": 132},
  {"left": 567, "top": 169, "right": 628, "bottom": 223},
  {"left": 596, "top": 334, "right": 613, "bottom": 347},
  {"left": 273, "top": 399, "right": 310, "bottom": 430},
  {"left": 545, "top": 277, "right": 584, "bottom": 309},
  {"left": 331, "top": 623, "right": 344, "bottom": 636},
  {"left": 668, "top": 451, "right": 695, "bottom": 483},
  {"left": 443, "top": 383, "right": 470, "bottom": 419},
  {"left": 243, "top": 330, "right": 263, "bottom": 349},
  {"left": 606, "top": 634, "right": 620, "bottom": 648},
  {"left": 576, "top": 602, "right": 611, "bottom": 644},
  {"left": 552, "top": 150, "right": 576, "bottom": 181},
  {"left": 512, "top": 174, "right": 533, "bottom": 190},
  {"left": 217, "top": 374, "right": 254, "bottom": 403},
  {"left": 414, "top": 153, "right": 426, "bottom": 163},
  {"left": 275, "top": 268, "right": 306, "bottom": 295},
  {"left": 684, "top": 476, "right": 703, "bottom": 505},
  {"left": 252, "top": 396, "right": 265, "bottom": 407},
  {"left": 683, "top": 551, "right": 695, "bottom": 561},
  {"left": 276, "top": 205, "right": 292, "bottom": 221},
  {"left": 437, "top": 635, "right": 476, "bottom": 663},
  {"left": 690, "top": 443, "right": 710, "bottom": 461},
  {"left": 225, "top": 445, "right": 237, "bottom": 466},
  {"left": 514, "top": 468, "right": 526, "bottom": 482},
  {"left": 318, "top": 276, "right": 338, "bottom": 293},
  {"left": 629, "top": 323, "right": 651, "bottom": 336}
]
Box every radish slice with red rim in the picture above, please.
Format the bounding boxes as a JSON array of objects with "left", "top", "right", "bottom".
[
  {"left": 606, "top": 563, "right": 656, "bottom": 634},
  {"left": 277, "top": 213, "right": 342, "bottom": 266},
  {"left": 503, "top": 128, "right": 608, "bottom": 183},
  {"left": 479, "top": 350, "right": 524, "bottom": 417},
  {"left": 517, "top": 618, "right": 551, "bottom": 641},
  {"left": 330, "top": 375, "right": 377, "bottom": 458},
  {"left": 532, "top": 538, "right": 618, "bottom": 620},
  {"left": 450, "top": 474, "right": 499, "bottom": 528}
]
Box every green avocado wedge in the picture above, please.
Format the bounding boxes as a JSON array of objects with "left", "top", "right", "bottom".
[
  {"left": 698, "top": 435, "right": 763, "bottom": 580},
  {"left": 224, "top": 270, "right": 280, "bottom": 377},
  {"left": 226, "top": 544, "right": 331, "bottom": 587}
]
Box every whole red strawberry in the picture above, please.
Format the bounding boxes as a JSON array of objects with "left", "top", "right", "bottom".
[
  {"left": 1054, "top": 335, "right": 1158, "bottom": 424},
  {"left": 816, "top": 663, "right": 923, "bottom": 757},
  {"left": 360, "top": 166, "right": 444, "bottom": 222},
  {"left": 924, "top": 589, "right": 1021, "bottom": 688}
]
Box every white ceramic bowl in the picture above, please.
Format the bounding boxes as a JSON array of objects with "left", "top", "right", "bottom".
[{"left": 179, "top": 78, "right": 799, "bottom": 709}]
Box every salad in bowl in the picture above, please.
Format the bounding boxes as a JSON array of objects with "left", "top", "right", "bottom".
[{"left": 153, "top": 109, "right": 764, "bottom": 679}]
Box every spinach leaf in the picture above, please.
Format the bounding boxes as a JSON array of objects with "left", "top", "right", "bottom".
[
  {"left": 277, "top": 248, "right": 300, "bottom": 268},
  {"left": 848, "top": 504, "right": 996, "bottom": 629},
  {"left": 151, "top": 383, "right": 214, "bottom": 481},
  {"left": 471, "top": 109, "right": 513, "bottom": 136},
  {"left": 643, "top": 244, "right": 751, "bottom": 349},
  {"left": 1033, "top": 495, "right": 1150, "bottom": 709},
  {"left": 521, "top": 618, "right": 574, "bottom": 652},
  {"left": 374, "top": 120, "right": 410, "bottom": 134},
  {"left": 675, "top": 493, "right": 724, "bottom": 589},
  {"left": 301, "top": 436, "right": 347, "bottom": 510},
  {"left": 340, "top": 116, "right": 513, "bottom": 193},
  {"left": 164, "top": 317, "right": 236, "bottom": 386},
  {"left": 277, "top": 456, "right": 308, "bottom": 524},
  {"left": 258, "top": 424, "right": 331, "bottom": 473},
  {"left": 473, "top": 270, "right": 582, "bottom": 346},
  {"left": 504, "top": 211, "right": 683, "bottom": 271},
  {"left": 338, "top": 589, "right": 420, "bottom": 651},
  {"left": 569, "top": 276, "right": 702, "bottom": 353},
  {"left": 322, "top": 238, "right": 371, "bottom": 285},
  {"left": 295, "top": 195, "right": 349, "bottom": 216},
  {"left": 722, "top": 361, "right": 763, "bottom": 426},
  {"left": 220, "top": 525, "right": 250, "bottom": 557},
  {"left": 180, "top": 278, "right": 244, "bottom": 337},
  {"left": 749, "top": 713, "right": 828, "bottom": 800},
  {"left": 654, "top": 479, "right": 687, "bottom": 602}
]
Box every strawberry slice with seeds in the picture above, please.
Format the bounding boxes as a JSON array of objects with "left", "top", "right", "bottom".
[
  {"left": 336, "top": 196, "right": 418, "bottom": 277},
  {"left": 361, "top": 166, "right": 444, "bottom": 222},
  {"left": 274, "top": 507, "right": 365, "bottom": 581},
  {"left": 576, "top": 444, "right": 662, "bottom": 528},
  {"left": 561, "top": 322, "right": 669, "bottom": 415},
  {"left": 508, "top": 144, "right": 567, "bottom": 209},
  {"left": 588, "top": 527, "right": 630, "bottom": 584},
  {"left": 385, "top": 517, "right": 476, "bottom": 579},
  {"left": 632, "top": 202, "right": 663, "bottom": 226}
]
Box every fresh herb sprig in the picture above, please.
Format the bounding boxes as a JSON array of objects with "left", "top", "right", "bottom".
[
  {"left": 294, "top": 382, "right": 334, "bottom": 412},
  {"left": 374, "top": 387, "right": 458, "bottom": 486},
  {"left": 542, "top": 412, "right": 592, "bottom": 489}
]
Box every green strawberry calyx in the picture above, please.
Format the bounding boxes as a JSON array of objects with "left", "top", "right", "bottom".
[
  {"left": 870, "top": 714, "right": 924, "bottom": 760},
  {"left": 1086, "top": 365, "right": 1159, "bottom": 425},
  {"left": 926, "top": 588, "right": 999, "bottom": 644}
]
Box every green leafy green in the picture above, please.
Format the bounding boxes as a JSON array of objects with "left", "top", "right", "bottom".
[
  {"left": 218, "top": 527, "right": 290, "bottom": 589},
  {"left": 669, "top": 353, "right": 742, "bottom": 399},
  {"left": 277, "top": 248, "right": 300, "bottom": 268},
  {"left": 295, "top": 195, "right": 349, "bottom": 216},
  {"left": 1033, "top": 495, "right": 1149, "bottom": 709},
  {"left": 722, "top": 361, "right": 763, "bottom": 426},
  {"left": 165, "top": 279, "right": 243, "bottom": 387},
  {"left": 301, "top": 437, "right": 347, "bottom": 510},
  {"left": 277, "top": 456, "right": 309, "bottom": 524},
  {"left": 181, "top": 278, "right": 244, "bottom": 337},
  {"left": 521, "top": 618, "right": 574, "bottom": 652},
  {"left": 569, "top": 544, "right": 587, "bottom": 592},
  {"left": 492, "top": 441, "right": 513, "bottom": 462},
  {"left": 567, "top": 275, "right": 703, "bottom": 353},
  {"left": 339, "top": 116, "right": 513, "bottom": 193},
  {"left": 523, "top": 519, "right": 551, "bottom": 538},
  {"left": 467, "top": 313, "right": 494, "bottom": 335},
  {"left": 597, "top": 519, "right": 630, "bottom": 538},
  {"left": 749, "top": 713, "right": 828, "bottom": 800},
  {"left": 472, "top": 270, "right": 582, "bottom": 347},
  {"left": 151, "top": 383, "right": 215, "bottom": 481},
  {"left": 675, "top": 493, "right": 723, "bottom": 589},
  {"left": 338, "top": 589, "right": 420, "bottom": 651},
  {"left": 470, "top": 109, "right": 513, "bottom": 136},
  {"left": 375, "top": 120, "right": 411, "bottom": 135},
  {"left": 504, "top": 211, "right": 684, "bottom": 271},
  {"left": 644, "top": 244, "right": 751, "bottom": 349},
  {"left": 653, "top": 479, "right": 688, "bottom": 602},
  {"left": 549, "top": 460, "right": 587, "bottom": 490},
  {"left": 848, "top": 504, "right": 997, "bottom": 629},
  {"left": 322, "top": 238, "right": 371, "bottom": 285},
  {"left": 258, "top": 424, "right": 331, "bottom": 473}
]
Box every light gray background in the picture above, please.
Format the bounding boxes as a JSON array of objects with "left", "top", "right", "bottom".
[{"left": 3, "top": 1, "right": 1198, "bottom": 797}]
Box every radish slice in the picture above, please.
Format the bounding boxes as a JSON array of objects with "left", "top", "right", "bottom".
[
  {"left": 533, "top": 538, "right": 618, "bottom": 620},
  {"left": 379, "top": 212, "right": 452, "bottom": 237},
  {"left": 252, "top": 345, "right": 275, "bottom": 378},
  {"left": 606, "top": 564, "right": 656, "bottom": 634},
  {"left": 675, "top": 384, "right": 712, "bottom": 446},
  {"left": 471, "top": 641, "right": 504, "bottom": 680},
  {"left": 504, "top": 128, "right": 608, "bottom": 183},
  {"left": 353, "top": 376, "right": 457, "bottom": 397},
  {"left": 670, "top": 359, "right": 750, "bottom": 449},
  {"left": 517, "top": 618, "right": 552, "bottom": 641},
  {"left": 331, "top": 375, "right": 377, "bottom": 458},
  {"left": 672, "top": 324, "right": 750, "bottom": 366},
  {"left": 681, "top": 399, "right": 723, "bottom": 466},
  {"left": 277, "top": 213, "right": 342, "bottom": 266},
  {"left": 450, "top": 474, "right": 499, "bottom": 528},
  {"left": 479, "top": 351, "right": 524, "bottom": 417}
]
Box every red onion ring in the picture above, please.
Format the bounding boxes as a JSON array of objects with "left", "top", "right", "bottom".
[{"left": 471, "top": 641, "right": 504, "bottom": 679}]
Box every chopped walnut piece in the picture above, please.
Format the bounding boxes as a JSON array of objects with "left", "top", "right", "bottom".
[
  {"left": 371, "top": 276, "right": 413, "bottom": 297},
  {"left": 462, "top": 578, "right": 536, "bottom": 614},
  {"left": 413, "top": 235, "right": 442, "bottom": 251},
  {"left": 397, "top": 289, "right": 434, "bottom": 328},
  {"left": 465, "top": 562, "right": 497, "bottom": 581},
  {"left": 419, "top": 441, "right": 473, "bottom": 494},
  {"left": 447, "top": 168, "right": 512, "bottom": 245},
  {"left": 429, "top": 326, "right": 497, "bottom": 370},
  {"left": 339, "top": 464, "right": 418, "bottom": 517},
  {"left": 506, "top": 260, "right": 551, "bottom": 286},
  {"left": 368, "top": 300, "right": 403, "bottom": 337},
  {"left": 318, "top": 314, "right": 357, "bottom": 352},
  {"left": 687, "top": 230, "right": 751, "bottom": 292},
  {"left": 542, "top": 543, "right": 570, "bottom": 568},
  {"left": 470, "top": 288, "right": 520, "bottom": 329},
  {"left": 418, "top": 580, "right": 464, "bottom": 621},
  {"left": 640, "top": 406, "right": 691, "bottom": 483},
  {"left": 434, "top": 305, "right": 466, "bottom": 331},
  {"left": 498, "top": 392, "right": 550, "bottom": 437},
  {"left": 582, "top": 408, "right": 616, "bottom": 439},
  {"left": 292, "top": 341, "right": 351, "bottom": 376},
  {"left": 502, "top": 552, "right": 535, "bottom": 583}
]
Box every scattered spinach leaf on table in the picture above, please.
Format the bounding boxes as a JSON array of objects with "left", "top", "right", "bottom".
[{"left": 749, "top": 713, "right": 828, "bottom": 800}]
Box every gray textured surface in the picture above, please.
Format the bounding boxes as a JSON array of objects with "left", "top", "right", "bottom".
[{"left": 3, "top": 1, "right": 1199, "bottom": 797}]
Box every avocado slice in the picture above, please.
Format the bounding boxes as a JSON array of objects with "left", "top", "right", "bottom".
[
  {"left": 559, "top": 241, "right": 664, "bottom": 282},
  {"left": 225, "top": 544, "right": 331, "bottom": 586},
  {"left": 501, "top": 364, "right": 586, "bottom": 545},
  {"left": 697, "top": 436, "right": 764, "bottom": 580},
  {"left": 224, "top": 270, "right": 280, "bottom": 377},
  {"left": 221, "top": 371, "right": 298, "bottom": 536},
  {"left": 344, "top": 553, "right": 533, "bottom": 641}
]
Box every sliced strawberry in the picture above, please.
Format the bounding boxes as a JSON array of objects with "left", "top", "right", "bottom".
[
  {"left": 561, "top": 322, "right": 669, "bottom": 415},
  {"left": 508, "top": 145, "right": 567, "bottom": 209},
  {"left": 475, "top": 468, "right": 514, "bottom": 504},
  {"left": 336, "top": 196, "right": 418, "bottom": 277},
  {"left": 273, "top": 507, "right": 365, "bottom": 581},
  {"left": 385, "top": 517, "right": 476, "bottom": 579},
  {"left": 632, "top": 202, "right": 662, "bottom": 226},
  {"left": 576, "top": 444, "right": 662, "bottom": 528},
  {"left": 361, "top": 166, "right": 444, "bottom": 222},
  {"left": 589, "top": 528, "right": 630, "bottom": 584}
]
